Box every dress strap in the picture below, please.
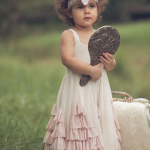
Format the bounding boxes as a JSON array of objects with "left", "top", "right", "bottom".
[{"left": 69, "top": 29, "right": 80, "bottom": 42}]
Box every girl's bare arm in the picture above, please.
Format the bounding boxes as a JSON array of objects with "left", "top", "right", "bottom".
[
  {"left": 60, "top": 30, "right": 92, "bottom": 75},
  {"left": 60, "top": 30, "right": 102, "bottom": 81}
]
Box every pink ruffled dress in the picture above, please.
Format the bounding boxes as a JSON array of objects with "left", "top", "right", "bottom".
[{"left": 43, "top": 29, "right": 121, "bottom": 150}]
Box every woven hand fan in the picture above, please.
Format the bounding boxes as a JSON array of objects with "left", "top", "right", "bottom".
[{"left": 80, "top": 26, "right": 120, "bottom": 86}]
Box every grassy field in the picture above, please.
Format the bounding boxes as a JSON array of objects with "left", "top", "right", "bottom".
[{"left": 0, "top": 20, "right": 150, "bottom": 149}]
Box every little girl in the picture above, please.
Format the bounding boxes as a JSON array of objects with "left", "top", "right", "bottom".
[{"left": 43, "top": 0, "right": 121, "bottom": 150}]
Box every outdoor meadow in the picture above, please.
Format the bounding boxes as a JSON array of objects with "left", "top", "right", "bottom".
[{"left": 0, "top": 0, "right": 150, "bottom": 150}]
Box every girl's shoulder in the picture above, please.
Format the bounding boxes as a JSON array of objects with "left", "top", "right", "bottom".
[
  {"left": 61, "top": 29, "right": 74, "bottom": 38},
  {"left": 61, "top": 29, "right": 75, "bottom": 44}
]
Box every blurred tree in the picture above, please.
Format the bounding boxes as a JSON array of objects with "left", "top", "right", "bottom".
[
  {"left": 127, "top": 0, "right": 150, "bottom": 21},
  {"left": 0, "top": 0, "right": 56, "bottom": 37},
  {"left": 0, "top": 0, "right": 149, "bottom": 37},
  {"left": 102, "top": 0, "right": 148, "bottom": 22}
]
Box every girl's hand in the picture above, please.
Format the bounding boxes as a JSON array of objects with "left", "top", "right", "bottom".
[
  {"left": 100, "top": 53, "right": 116, "bottom": 71},
  {"left": 89, "top": 63, "right": 102, "bottom": 81}
]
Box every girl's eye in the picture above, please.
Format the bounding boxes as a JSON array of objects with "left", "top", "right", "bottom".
[
  {"left": 90, "top": 4, "right": 96, "bottom": 8},
  {"left": 77, "top": 6, "right": 84, "bottom": 9}
]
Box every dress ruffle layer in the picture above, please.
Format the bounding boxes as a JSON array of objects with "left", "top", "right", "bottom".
[
  {"left": 43, "top": 100, "right": 121, "bottom": 150},
  {"left": 43, "top": 104, "right": 67, "bottom": 150},
  {"left": 67, "top": 100, "right": 104, "bottom": 150}
]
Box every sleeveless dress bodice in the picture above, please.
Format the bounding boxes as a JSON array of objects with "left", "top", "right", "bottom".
[
  {"left": 65, "top": 29, "right": 91, "bottom": 75},
  {"left": 43, "top": 29, "right": 122, "bottom": 150}
]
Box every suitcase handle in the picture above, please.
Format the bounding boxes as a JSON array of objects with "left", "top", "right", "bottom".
[{"left": 112, "top": 91, "right": 132, "bottom": 98}]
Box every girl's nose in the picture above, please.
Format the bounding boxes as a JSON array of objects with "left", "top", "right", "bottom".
[{"left": 84, "top": 7, "right": 90, "bottom": 14}]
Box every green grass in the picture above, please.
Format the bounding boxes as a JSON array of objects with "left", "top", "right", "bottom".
[
  {"left": 0, "top": 20, "right": 150, "bottom": 149},
  {"left": 0, "top": 56, "right": 65, "bottom": 149},
  {"left": 1, "top": 31, "right": 62, "bottom": 62}
]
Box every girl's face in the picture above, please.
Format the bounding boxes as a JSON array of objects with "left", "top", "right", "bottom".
[{"left": 70, "top": 0, "right": 98, "bottom": 27}]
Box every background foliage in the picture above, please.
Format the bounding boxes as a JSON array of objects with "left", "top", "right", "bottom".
[{"left": 0, "top": 0, "right": 149, "bottom": 36}]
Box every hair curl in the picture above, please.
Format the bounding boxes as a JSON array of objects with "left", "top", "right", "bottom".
[{"left": 54, "top": 0, "right": 108, "bottom": 26}]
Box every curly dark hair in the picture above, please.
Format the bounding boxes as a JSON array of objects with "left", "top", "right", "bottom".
[{"left": 54, "top": 0, "right": 108, "bottom": 26}]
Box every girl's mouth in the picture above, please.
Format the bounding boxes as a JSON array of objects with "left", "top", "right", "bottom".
[{"left": 84, "top": 17, "right": 91, "bottom": 20}]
